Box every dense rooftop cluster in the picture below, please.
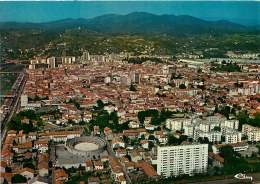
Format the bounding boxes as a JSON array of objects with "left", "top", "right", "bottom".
[{"left": 1, "top": 52, "right": 260, "bottom": 184}]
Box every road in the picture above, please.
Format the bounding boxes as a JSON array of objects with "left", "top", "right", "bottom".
[
  {"left": 49, "top": 143, "right": 56, "bottom": 184},
  {"left": 103, "top": 135, "right": 132, "bottom": 184},
  {"left": 183, "top": 172, "right": 260, "bottom": 184},
  {"left": 1, "top": 71, "right": 27, "bottom": 147},
  {"left": 187, "top": 178, "right": 251, "bottom": 184}
]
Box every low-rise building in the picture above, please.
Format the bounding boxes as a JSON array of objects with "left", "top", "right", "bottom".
[
  {"left": 85, "top": 160, "right": 93, "bottom": 172},
  {"left": 212, "top": 142, "right": 249, "bottom": 154}
]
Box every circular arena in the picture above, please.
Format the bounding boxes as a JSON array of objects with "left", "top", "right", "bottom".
[{"left": 66, "top": 136, "right": 106, "bottom": 158}]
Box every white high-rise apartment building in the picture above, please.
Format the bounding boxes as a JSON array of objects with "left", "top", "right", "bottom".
[
  {"left": 221, "top": 120, "right": 239, "bottom": 130},
  {"left": 166, "top": 118, "right": 192, "bottom": 131},
  {"left": 224, "top": 131, "right": 242, "bottom": 144},
  {"left": 157, "top": 144, "right": 208, "bottom": 177},
  {"left": 195, "top": 130, "right": 222, "bottom": 143},
  {"left": 183, "top": 125, "right": 194, "bottom": 137},
  {"left": 21, "top": 94, "right": 28, "bottom": 107},
  {"left": 47, "top": 57, "right": 56, "bottom": 68},
  {"left": 242, "top": 124, "right": 260, "bottom": 142}
]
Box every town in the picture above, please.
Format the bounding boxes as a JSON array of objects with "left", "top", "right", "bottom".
[{"left": 1, "top": 49, "right": 260, "bottom": 184}]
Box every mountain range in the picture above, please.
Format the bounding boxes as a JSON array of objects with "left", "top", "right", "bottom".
[{"left": 0, "top": 12, "right": 257, "bottom": 35}]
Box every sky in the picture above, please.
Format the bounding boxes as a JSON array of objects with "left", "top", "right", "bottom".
[{"left": 0, "top": 1, "right": 259, "bottom": 25}]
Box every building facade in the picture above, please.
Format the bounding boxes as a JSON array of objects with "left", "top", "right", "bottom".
[{"left": 157, "top": 144, "right": 208, "bottom": 177}]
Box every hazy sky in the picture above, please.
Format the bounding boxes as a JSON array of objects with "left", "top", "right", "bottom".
[{"left": 0, "top": 1, "right": 259, "bottom": 25}]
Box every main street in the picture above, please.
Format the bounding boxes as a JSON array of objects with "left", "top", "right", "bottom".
[
  {"left": 102, "top": 134, "right": 132, "bottom": 184},
  {"left": 0, "top": 70, "right": 27, "bottom": 147}
]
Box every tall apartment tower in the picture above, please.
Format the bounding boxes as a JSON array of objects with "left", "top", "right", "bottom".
[
  {"left": 21, "top": 95, "right": 28, "bottom": 107},
  {"left": 81, "top": 51, "right": 91, "bottom": 63},
  {"left": 47, "top": 57, "right": 56, "bottom": 68},
  {"left": 157, "top": 144, "right": 208, "bottom": 177},
  {"left": 131, "top": 72, "right": 140, "bottom": 84}
]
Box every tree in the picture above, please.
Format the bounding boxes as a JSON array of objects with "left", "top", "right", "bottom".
[
  {"left": 238, "top": 111, "right": 249, "bottom": 124},
  {"left": 67, "top": 119, "right": 75, "bottom": 125},
  {"left": 19, "top": 110, "right": 38, "bottom": 120},
  {"left": 238, "top": 111, "right": 260, "bottom": 129},
  {"left": 115, "top": 121, "right": 129, "bottom": 132},
  {"left": 221, "top": 106, "right": 231, "bottom": 118},
  {"left": 171, "top": 73, "right": 182, "bottom": 79},
  {"left": 167, "top": 134, "right": 179, "bottom": 145},
  {"left": 96, "top": 99, "right": 104, "bottom": 109},
  {"left": 5, "top": 166, "right": 12, "bottom": 173},
  {"left": 96, "top": 110, "right": 109, "bottom": 127},
  {"left": 179, "top": 135, "right": 188, "bottom": 143},
  {"left": 219, "top": 145, "right": 251, "bottom": 174},
  {"left": 110, "top": 111, "right": 119, "bottom": 124},
  {"left": 248, "top": 113, "right": 260, "bottom": 127},
  {"left": 213, "top": 126, "right": 221, "bottom": 132},
  {"left": 138, "top": 109, "right": 159, "bottom": 124},
  {"left": 11, "top": 174, "right": 27, "bottom": 183},
  {"left": 74, "top": 101, "right": 81, "bottom": 109},
  {"left": 79, "top": 121, "right": 87, "bottom": 125},
  {"left": 23, "top": 162, "right": 35, "bottom": 170},
  {"left": 129, "top": 83, "right": 137, "bottom": 91},
  {"left": 148, "top": 135, "right": 156, "bottom": 141},
  {"left": 139, "top": 134, "right": 145, "bottom": 140},
  {"left": 122, "top": 135, "right": 130, "bottom": 144},
  {"left": 214, "top": 105, "right": 219, "bottom": 113},
  {"left": 159, "top": 109, "right": 174, "bottom": 123},
  {"left": 211, "top": 62, "right": 241, "bottom": 72},
  {"left": 198, "top": 137, "right": 210, "bottom": 144},
  {"left": 179, "top": 84, "right": 186, "bottom": 89},
  {"left": 148, "top": 141, "right": 154, "bottom": 149}
]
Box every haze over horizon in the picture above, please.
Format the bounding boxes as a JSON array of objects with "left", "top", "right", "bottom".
[{"left": 0, "top": 1, "right": 259, "bottom": 26}]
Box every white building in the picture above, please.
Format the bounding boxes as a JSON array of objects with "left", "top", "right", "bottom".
[
  {"left": 47, "top": 57, "right": 56, "bottom": 68},
  {"left": 157, "top": 144, "right": 208, "bottom": 177},
  {"left": 196, "top": 130, "right": 222, "bottom": 143},
  {"left": 166, "top": 118, "right": 182, "bottom": 131},
  {"left": 224, "top": 131, "right": 242, "bottom": 144},
  {"left": 81, "top": 51, "right": 91, "bottom": 62},
  {"left": 198, "top": 123, "right": 210, "bottom": 133},
  {"left": 242, "top": 124, "right": 260, "bottom": 142},
  {"left": 104, "top": 76, "right": 111, "bottom": 84},
  {"left": 206, "top": 115, "right": 224, "bottom": 123},
  {"left": 131, "top": 72, "right": 140, "bottom": 84},
  {"left": 62, "top": 56, "right": 76, "bottom": 64},
  {"left": 212, "top": 142, "right": 249, "bottom": 154},
  {"left": 183, "top": 125, "right": 194, "bottom": 137},
  {"left": 221, "top": 120, "right": 239, "bottom": 130},
  {"left": 34, "top": 140, "right": 48, "bottom": 153},
  {"left": 21, "top": 94, "right": 28, "bottom": 107},
  {"left": 128, "top": 121, "right": 140, "bottom": 129},
  {"left": 40, "top": 130, "right": 81, "bottom": 142},
  {"left": 166, "top": 118, "right": 192, "bottom": 131}
]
